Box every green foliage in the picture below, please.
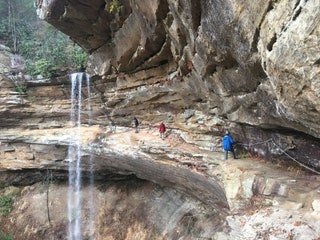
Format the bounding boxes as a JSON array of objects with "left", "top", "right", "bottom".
[
  {"left": 108, "top": 0, "right": 122, "bottom": 14},
  {"left": 0, "top": 19, "right": 9, "bottom": 39},
  {"left": 69, "top": 45, "right": 89, "bottom": 69},
  {"left": 14, "top": 84, "right": 27, "bottom": 94},
  {"left": 150, "top": 229, "right": 159, "bottom": 240},
  {"left": 0, "top": 195, "right": 14, "bottom": 217},
  {"left": 20, "top": 24, "right": 88, "bottom": 77},
  {"left": 26, "top": 59, "right": 53, "bottom": 78},
  {"left": 237, "top": 151, "right": 252, "bottom": 159},
  {"left": 0, "top": 0, "right": 89, "bottom": 77},
  {"left": 0, "top": 231, "right": 14, "bottom": 240}
]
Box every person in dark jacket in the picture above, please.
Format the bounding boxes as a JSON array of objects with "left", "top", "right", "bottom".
[
  {"left": 110, "top": 120, "right": 116, "bottom": 133},
  {"left": 159, "top": 122, "right": 166, "bottom": 139},
  {"left": 133, "top": 117, "right": 139, "bottom": 133},
  {"left": 222, "top": 130, "right": 237, "bottom": 160}
]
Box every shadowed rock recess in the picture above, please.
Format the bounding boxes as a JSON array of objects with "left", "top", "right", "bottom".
[{"left": 0, "top": 0, "right": 319, "bottom": 239}]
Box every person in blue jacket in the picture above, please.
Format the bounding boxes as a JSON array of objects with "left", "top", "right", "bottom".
[{"left": 222, "top": 130, "right": 237, "bottom": 160}]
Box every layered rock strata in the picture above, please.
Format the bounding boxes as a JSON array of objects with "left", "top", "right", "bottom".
[
  {"left": 35, "top": 0, "right": 320, "bottom": 169},
  {"left": 1, "top": 0, "right": 320, "bottom": 238}
]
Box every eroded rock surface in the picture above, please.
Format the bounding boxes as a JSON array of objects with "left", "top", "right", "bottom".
[
  {"left": 35, "top": 0, "right": 320, "bottom": 169},
  {"left": 1, "top": 181, "right": 223, "bottom": 240},
  {"left": 1, "top": 125, "right": 320, "bottom": 239},
  {"left": 1, "top": 0, "right": 320, "bottom": 239}
]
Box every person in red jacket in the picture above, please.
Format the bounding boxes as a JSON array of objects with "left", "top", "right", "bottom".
[{"left": 159, "top": 122, "right": 166, "bottom": 139}]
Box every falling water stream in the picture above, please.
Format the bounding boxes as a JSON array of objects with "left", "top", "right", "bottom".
[{"left": 67, "top": 72, "right": 94, "bottom": 240}]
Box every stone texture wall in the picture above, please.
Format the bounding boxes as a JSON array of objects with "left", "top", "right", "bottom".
[
  {"left": 1, "top": 1, "right": 320, "bottom": 238},
  {"left": 34, "top": 0, "right": 320, "bottom": 169}
]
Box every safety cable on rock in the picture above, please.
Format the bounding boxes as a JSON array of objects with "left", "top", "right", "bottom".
[
  {"left": 236, "top": 138, "right": 320, "bottom": 175},
  {"left": 270, "top": 138, "right": 320, "bottom": 175}
]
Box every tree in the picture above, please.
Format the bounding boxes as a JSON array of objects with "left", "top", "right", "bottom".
[
  {"left": 8, "top": 0, "right": 17, "bottom": 52},
  {"left": 0, "top": 0, "right": 88, "bottom": 77}
]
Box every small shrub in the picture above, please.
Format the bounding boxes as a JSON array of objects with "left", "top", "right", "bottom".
[
  {"left": 14, "top": 84, "right": 27, "bottom": 94},
  {"left": 69, "top": 46, "right": 88, "bottom": 69},
  {"left": 30, "top": 59, "right": 53, "bottom": 78},
  {"left": 108, "top": 0, "right": 122, "bottom": 13},
  {"left": 0, "top": 230, "right": 14, "bottom": 240},
  {"left": 0, "top": 195, "right": 14, "bottom": 217},
  {"left": 237, "top": 151, "right": 252, "bottom": 159}
]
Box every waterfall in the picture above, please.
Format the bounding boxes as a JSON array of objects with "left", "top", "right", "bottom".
[{"left": 67, "top": 72, "right": 93, "bottom": 240}]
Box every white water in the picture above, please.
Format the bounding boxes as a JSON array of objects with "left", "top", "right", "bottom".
[{"left": 67, "top": 72, "right": 93, "bottom": 240}]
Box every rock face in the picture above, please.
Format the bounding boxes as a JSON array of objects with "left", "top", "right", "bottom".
[
  {"left": 0, "top": 47, "right": 230, "bottom": 239},
  {"left": 1, "top": 181, "right": 224, "bottom": 240},
  {"left": 35, "top": 0, "right": 320, "bottom": 169},
  {"left": 1, "top": 0, "right": 320, "bottom": 239}
]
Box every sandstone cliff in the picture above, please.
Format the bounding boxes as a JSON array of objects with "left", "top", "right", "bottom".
[
  {"left": 0, "top": 0, "right": 320, "bottom": 239},
  {"left": 36, "top": 0, "right": 320, "bottom": 169}
]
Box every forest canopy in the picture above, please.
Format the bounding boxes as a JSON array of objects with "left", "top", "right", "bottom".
[{"left": 0, "top": 0, "right": 88, "bottom": 77}]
